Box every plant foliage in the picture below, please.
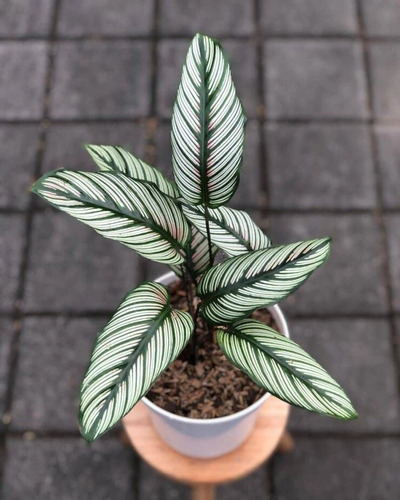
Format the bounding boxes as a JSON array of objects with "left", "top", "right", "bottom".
[{"left": 31, "top": 33, "right": 357, "bottom": 442}]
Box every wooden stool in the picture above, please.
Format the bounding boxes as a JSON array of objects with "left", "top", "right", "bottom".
[{"left": 123, "top": 397, "right": 293, "bottom": 500}]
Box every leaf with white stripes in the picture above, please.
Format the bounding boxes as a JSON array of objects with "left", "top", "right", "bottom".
[
  {"left": 217, "top": 319, "right": 357, "bottom": 420},
  {"left": 197, "top": 238, "right": 331, "bottom": 324},
  {"left": 86, "top": 144, "right": 179, "bottom": 198},
  {"left": 171, "top": 225, "right": 219, "bottom": 279},
  {"left": 172, "top": 33, "right": 246, "bottom": 208},
  {"left": 182, "top": 202, "right": 271, "bottom": 257},
  {"left": 79, "top": 282, "right": 194, "bottom": 441},
  {"left": 31, "top": 169, "right": 190, "bottom": 265}
]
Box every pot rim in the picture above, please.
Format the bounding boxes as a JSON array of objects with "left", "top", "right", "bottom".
[{"left": 142, "top": 271, "right": 290, "bottom": 425}]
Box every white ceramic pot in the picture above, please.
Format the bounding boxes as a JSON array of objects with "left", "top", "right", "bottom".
[{"left": 143, "top": 271, "right": 290, "bottom": 459}]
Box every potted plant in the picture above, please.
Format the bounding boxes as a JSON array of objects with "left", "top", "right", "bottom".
[{"left": 31, "top": 33, "right": 357, "bottom": 459}]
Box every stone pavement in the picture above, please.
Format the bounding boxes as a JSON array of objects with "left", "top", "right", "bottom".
[{"left": 1, "top": 0, "right": 400, "bottom": 498}]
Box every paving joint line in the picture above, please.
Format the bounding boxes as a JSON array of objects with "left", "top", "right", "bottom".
[
  {"left": 254, "top": 0, "right": 269, "bottom": 211},
  {"left": 1, "top": 0, "right": 63, "bottom": 454},
  {"left": 355, "top": 0, "right": 400, "bottom": 414},
  {"left": 3, "top": 116, "right": 400, "bottom": 126},
  {"left": 3, "top": 34, "right": 400, "bottom": 43}
]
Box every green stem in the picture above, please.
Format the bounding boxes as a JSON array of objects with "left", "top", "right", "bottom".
[{"left": 204, "top": 204, "right": 214, "bottom": 268}]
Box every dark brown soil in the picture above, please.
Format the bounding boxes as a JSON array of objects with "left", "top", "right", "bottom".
[{"left": 147, "top": 280, "right": 279, "bottom": 419}]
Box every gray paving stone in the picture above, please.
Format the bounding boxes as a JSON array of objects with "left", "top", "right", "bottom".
[
  {"left": 262, "top": 0, "right": 357, "bottom": 35},
  {"left": 11, "top": 317, "right": 106, "bottom": 431},
  {"left": 362, "top": 0, "right": 400, "bottom": 36},
  {"left": 370, "top": 43, "right": 400, "bottom": 119},
  {"left": 274, "top": 438, "right": 400, "bottom": 500},
  {"left": 287, "top": 319, "right": 400, "bottom": 432},
  {"left": 217, "top": 466, "right": 269, "bottom": 499},
  {"left": 265, "top": 41, "right": 368, "bottom": 119},
  {"left": 266, "top": 123, "right": 376, "bottom": 209},
  {"left": 0, "top": 42, "right": 47, "bottom": 119},
  {"left": 0, "top": 319, "right": 14, "bottom": 420},
  {"left": 155, "top": 120, "right": 262, "bottom": 208},
  {"left": 264, "top": 214, "right": 387, "bottom": 315},
  {"left": 0, "top": 125, "right": 41, "bottom": 209},
  {"left": 2, "top": 437, "right": 135, "bottom": 500},
  {"left": 42, "top": 122, "right": 147, "bottom": 173},
  {"left": 37, "top": 122, "right": 148, "bottom": 210},
  {"left": 58, "top": 0, "right": 154, "bottom": 36},
  {"left": 386, "top": 215, "right": 400, "bottom": 313},
  {"left": 159, "top": 0, "right": 254, "bottom": 36},
  {"left": 138, "top": 462, "right": 190, "bottom": 499},
  {"left": 50, "top": 41, "right": 151, "bottom": 119},
  {"left": 24, "top": 212, "right": 140, "bottom": 312},
  {"left": 375, "top": 126, "right": 400, "bottom": 208},
  {"left": 0, "top": 0, "right": 54, "bottom": 37},
  {"left": 0, "top": 215, "right": 25, "bottom": 313},
  {"left": 157, "top": 39, "right": 258, "bottom": 119}
]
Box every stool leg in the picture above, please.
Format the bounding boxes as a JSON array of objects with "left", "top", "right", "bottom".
[
  {"left": 192, "top": 484, "right": 215, "bottom": 500},
  {"left": 277, "top": 431, "right": 294, "bottom": 454}
]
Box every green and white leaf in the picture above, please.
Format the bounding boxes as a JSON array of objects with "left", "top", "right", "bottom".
[
  {"left": 217, "top": 319, "right": 357, "bottom": 420},
  {"left": 79, "top": 282, "right": 194, "bottom": 442},
  {"left": 86, "top": 144, "right": 179, "bottom": 198},
  {"left": 171, "top": 33, "right": 246, "bottom": 208},
  {"left": 197, "top": 238, "right": 331, "bottom": 324},
  {"left": 182, "top": 202, "right": 270, "bottom": 257},
  {"left": 31, "top": 170, "right": 190, "bottom": 265},
  {"left": 171, "top": 225, "right": 219, "bottom": 279}
]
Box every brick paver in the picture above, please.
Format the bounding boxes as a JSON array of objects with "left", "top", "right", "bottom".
[{"left": 1, "top": 1, "right": 399, "bottom": 499}]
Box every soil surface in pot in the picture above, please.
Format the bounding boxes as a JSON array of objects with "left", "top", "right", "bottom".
[{"left": 147, "top": 280, "right": 279, "bottom": 419}]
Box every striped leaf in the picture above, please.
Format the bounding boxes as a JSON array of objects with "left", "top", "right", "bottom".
[
  {"left": 79, "top": 282, "right": 194, "bottom": 441},
  {"left": 172, "top": 33, "right": 246, "bottom": 208},
  {"left": 182, "top": 202, "right": 271, "bottom": 257},
  {"left": 197, "top": 238, "right": 331, "bottom": 324},
  {"left": 86, "top": 144, "right": 179, "bottom": 198},
  {"left": 217, "top": 319, "right": 357, "bottom": 420},
  {"left": 31, "top": 169, "right": 190, "bottom": 265},
  {"left": 171, "top": 225, "right": 219, "bottom": 279}
]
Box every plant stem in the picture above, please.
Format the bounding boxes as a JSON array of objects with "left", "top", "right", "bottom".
[{"left": 203, "top": 204, "right": 214, "bottom": 268}]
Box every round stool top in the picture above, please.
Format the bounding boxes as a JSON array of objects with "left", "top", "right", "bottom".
[{"left": 122, "top": 396, "right": 290, "bottom": 486}]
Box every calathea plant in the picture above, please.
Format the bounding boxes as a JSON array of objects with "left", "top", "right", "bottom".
[{"left": 32, "top": 33, "right": 357, "bottom": 442}]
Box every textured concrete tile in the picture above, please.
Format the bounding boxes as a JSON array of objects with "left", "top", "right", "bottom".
[
  {"left": 42, "top": 122, "right": 147, "bottom": 173},
  {"left": 157, "top": 39, "right": 258, "bottom": 119},
  {"left": 265, "top": 40, "right": 368, "bottom": 119},
  {"left": 266, "top": 124, "right": 376, "bottom": 209},
  {"left": 386, "top": 215, "right": 400, "bottom": 313},
  {"left": 0, "top": 215, "right": 25, "bottom": 313},
  {"left": 50, "top": 41, "right": 151, "bottom": 119},
  {"left": 217, "top": 466, "right": 269, "bottom": 499},
  {"left": 274, "top": 438, "right": 400, "bottom": 500},
  {"left": 0, "top": 0, "right": 54, "bottom": 36},
  {"left": 0, "top": 125, "right": 40, "bottom": 209},
  {"left": 37, "top": 121, "right": 148, "bottom": 210},
  {"left": 0, "top": 42, "right": 47, "bottom": 119},
  {"left": 138, "top": 462, "right": 190, "bottom": 500},
  {"left": 362, "top": 0, "right": 400, "bottom": 36},
  {"left": 0, "top": 319, "right": 14, "bottom": 420},
  {"left": 11, "top": 317, "right": 106, "bottom": 431},
  {"left": 159, "top": 0, "right": 254, "bottom": 36},
  {"left": 370, "top": 43, "right": 400, "bottom": 119},
  {"left": 262, "top": 0, "right": 357, "bottom": 35},
  {"left": 24, "top": 212, "right": 140, "bottom": 312},
  {"left": 2, "top": 437, "right": 135, "bottom": 500},
  {"left": 154, "top": 120, "right": 262, "bottom": 208},
  {"left": 375, "top": 126, "right": 400, "bottom": 208},
  {"left": 264, "top": 214, "right": 387, "bottom": 315},
  {"left": 287, "top": 319, "right": 400, "bottom": 432},
  {"left": 58, "top": 0, "right": 154, "bottom": 36}
]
